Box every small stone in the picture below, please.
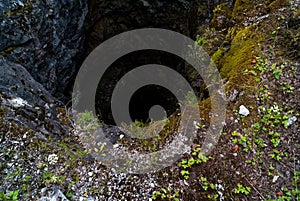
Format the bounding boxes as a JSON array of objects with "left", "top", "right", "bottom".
[
  {"left": 233, "top": 153, "right": 238, "bottom": 157},
  {"left": 88, "top": 172, "right": 93, "bottom": 177},
  {"left": 239, "top": 105, "right": 250, "bottom": 116},
  {"left": 272, "top": 175, "right": 279, "bottom": 183},
  {"left": 47, "top": 154, "right": 58, "bottom": 165},
  {"left": 228, "top": 89, "right": 239, "bottom": 101},
  {"left": 285, "top": 116, "right": 297, "bottom": 127},
  {"left": 119, "top": 134, "right": 124, "bottom": 139},
  {"left": 113, "top": 144, "right": 119, "bottom": 148},
  {"left": 216, "top": 184, "right": 224, "bottom": 191}
]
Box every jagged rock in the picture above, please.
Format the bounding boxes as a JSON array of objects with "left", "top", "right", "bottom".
[
  {"left": 0, "top": 56, "right": 66, "bottom": 136},
  {"left": 0, "top": 0, "right": 88, "bottom": 99}
]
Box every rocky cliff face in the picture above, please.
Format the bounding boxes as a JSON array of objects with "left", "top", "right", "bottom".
[
  {"left": 0, "top": 0, "right": 88, "bottom": 99},
  {"left": 0, "top": 0, "right": 87, "bottom": 134},
  {"left": 0, "top": 0, "right": 233, "bottom": 133}
]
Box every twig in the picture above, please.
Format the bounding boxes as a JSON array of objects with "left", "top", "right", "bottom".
[{"left": 245, "top": 177, "right": 265, "bottom": 200}]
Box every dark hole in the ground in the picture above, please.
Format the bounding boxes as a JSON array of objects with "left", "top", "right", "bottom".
[
  {"left": 95, "top": 49, "right": 206, "bottom": 125},
  {"left": 129, "top": 85, "right": 179, "bottom": 124}
]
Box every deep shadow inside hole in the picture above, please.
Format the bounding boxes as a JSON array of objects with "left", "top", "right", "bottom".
[
  {"left": 129, "top": 85, "right": 179, "bottom": 124},
  {"left": 95, "top": 49, "right": 206, "bottom": 125}
]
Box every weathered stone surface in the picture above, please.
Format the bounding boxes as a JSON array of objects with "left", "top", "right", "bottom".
[
  {"left": 0, "top": 0, "right": 88, "bottom": 99},
  {"left": 0, "top": 56, "right": 66, "bottom": 136}
]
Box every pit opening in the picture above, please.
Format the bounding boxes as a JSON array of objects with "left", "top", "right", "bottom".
[{"left": 95, "top": 50, "right": 206, "bottom": 125}]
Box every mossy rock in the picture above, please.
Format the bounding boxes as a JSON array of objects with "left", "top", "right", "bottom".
[
  {"left": 210, "top": 2, "right": 233, "bottom": 30},
  {"left": 219, "top": 25, "right": 264, "bottom": 91},
  {"left": 232, "top": 0, "right": 253, "bottom": 18},
  {"left": 232, "top": 0, "right": 271, "bottom": 21}
]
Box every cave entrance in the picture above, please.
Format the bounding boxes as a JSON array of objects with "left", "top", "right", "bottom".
[{"left": 95, "top": 50, "right": 206, "bottom": 125}]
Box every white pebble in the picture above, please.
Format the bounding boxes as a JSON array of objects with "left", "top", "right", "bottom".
[
  {"left": 285, "top": 116, "right": 297, "bottom": 127},
  {"left": 239, "top": 105, "right": 250, "bottom": 116},
  {"left": 272, "top": 175, "right": 279, "bottom": 183}
]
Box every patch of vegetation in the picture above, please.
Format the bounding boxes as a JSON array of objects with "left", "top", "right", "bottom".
[
  {"left": 233, "top": 183, "right": 251, "bottom": 195},
  {"left": 0, "top": 190, "right": 19, "bottom": 201},
  {"left": 178, "top": 145, "right": 211, "bottom": 180},
  {"left": 152, "top": 187, "right": 180, "bottom": 201}
]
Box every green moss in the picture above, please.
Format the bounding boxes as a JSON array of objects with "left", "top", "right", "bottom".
[
  {"left": 198, "top": 98, "right": 211, "bottom": 121},
  {"left": 219, "top": 25, "right": 264, "bottom": 91},
  {"left": 211, "top": 47, "right": 225, "bottom": 69},
  {"left": 232, "top": 0, "right": 252, "bottom": 18}
]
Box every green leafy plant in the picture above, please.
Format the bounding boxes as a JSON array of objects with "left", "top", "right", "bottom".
[
  {"left": 66, "top": 192, "right": 74, "bottom": 199},
  {"left": 195, "top": 36, "right": 207, "bottom": 46},
  {"left": 6, "top": 167, "right": 22, "bottom": 179},
  {"left": 233, "top": 183, "right": 251, "bottom": 195},
  {"left": 254, "top": 57, "right": 269, "bottom": 73},
  {"left": 75, "top": 111, "right": 102, "bottom": 132},
  {"left": 231, "top": 131, "right": 250, "bottom": 152},
  {"left": 178, "top": 146, "right": 211, "bottom": 180},
  {"left": 152, "top": 187, "right": 180, "bottom": 201},
  {"left": 269, "top": 149, "right": 288, "bottom": 161},
  {"left": 0, "top": 190, "right": 19, "bottom": 201},
  {"left": 200, "top": 177, "right": 215, "bottom": 191},
  {"left": 42, "top": 171, "right": 65, "bottom": 184},
  {"left": 180, "top": 170, "right": 190, "bottom": 180},
  {"left": 207, "top": 193, "right": 219, "bottom": 200}
]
